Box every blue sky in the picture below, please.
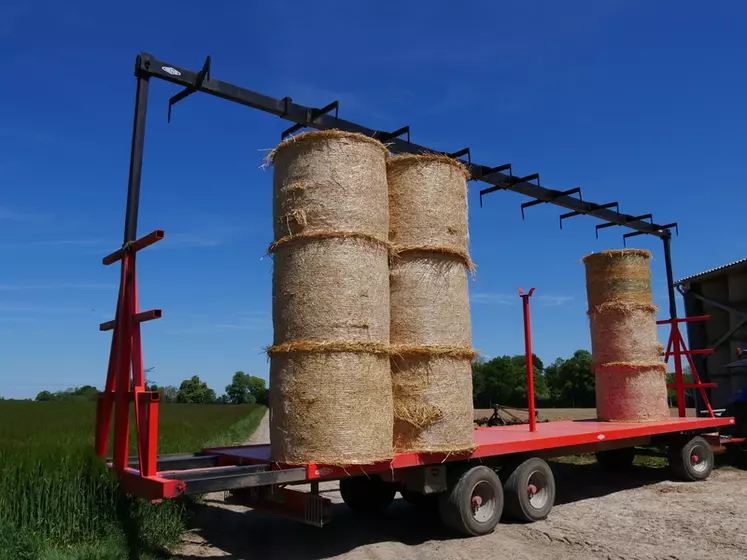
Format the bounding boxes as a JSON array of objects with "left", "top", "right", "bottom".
[{"left": 1, "top": 1, "right": 744, "bottom": 399}]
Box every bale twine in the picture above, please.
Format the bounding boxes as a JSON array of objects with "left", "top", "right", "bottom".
[
  {"left": 272, "top": 236, "right": 389, "bottom": 344},
  {"left": 269, "top": 349, "right": 393, "bottom": 465},
  {"left": 583, "top": 248, "right": 669, "bottom": 422},
  {"left": 588, "top": 304, "right": 660, "bottom": 366},
  {"left": 594, "top": 363, "right": 670, "bottom": 422},
  {"left": 390, "top": 251, "right": 471, "bottom": 347},
  {"left": 268, "top": 130, "right": 393, "bottom": 465},
  {"left": 387, "top": 154, "right": 475, "bottom": 453},
  {"left": 582, "top": 249, "right": 653, "bottom": 309},
  {"left": 391, "top": 353, "right": 476, "bottom": 453},
  {"left": 387, "top": 154, "right": 473, "bottom": 267},
  {"left": 270, "top": 130, "right": 389, "bottom": 241}
]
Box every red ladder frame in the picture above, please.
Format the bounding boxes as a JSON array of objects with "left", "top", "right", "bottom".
[
  {"left": 95, "top": 230, "right": 164, "bottom": 477},
  {"left": 658, "top": 315, "right": 717, "bottom": 418}
]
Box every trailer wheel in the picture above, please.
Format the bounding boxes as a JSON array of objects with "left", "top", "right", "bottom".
[
  {"left": 438, "top": 465, "right": 504, "bottom": 536},
  {"left": 339, "top": 475, "right": 396, "bottom": 512},
  {"left": 668, "top": 436, "right": 714, "bottom": 481},
  {"left": 595, "top": 447, "right": 635, "bottom": 471},
  {"left": 502, "top": 457, "right": 555, "bottom": 522}
]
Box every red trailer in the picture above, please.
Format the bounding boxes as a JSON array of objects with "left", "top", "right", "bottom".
[{"left": 97, "top": 53, "right": 738, "bottom": 537}]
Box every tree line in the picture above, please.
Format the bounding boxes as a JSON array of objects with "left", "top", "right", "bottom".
[
  {"left": 34, "top": 352, "right": 693, "bottom": 408},
  {"left": 35, "top": 371, "right": 268, "bottom": 405}
]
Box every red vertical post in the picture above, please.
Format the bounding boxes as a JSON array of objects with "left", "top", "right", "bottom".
[
  {"left": 519, "top": 288, "right": 537, "bottom": 432},
  {"left": 113, "top": 253, "right": 134, "bottom": 472},
  {"left": 672, "top": 325, "right": 687, "bottom": 418}
]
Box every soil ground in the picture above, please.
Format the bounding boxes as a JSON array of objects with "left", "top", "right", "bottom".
[{"left": 176, "top": 410, "right": 746, "bottom": 560}]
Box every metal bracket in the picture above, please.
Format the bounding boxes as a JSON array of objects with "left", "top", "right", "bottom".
[
  {"left": 167, "top": 55, "right": 211, "bottom": 123},
  {"left": 560, "top": 201, "right": 618, "bottom": 229},
  {"left": 448, "top": 147, "right": 471, "bottom": 164},
  {"left": 281, "top": 100, "right": 339, "bottom": 139},
  {"left": 596, "top": 213, "right": 652, "bottom": 239},
  {"left": 623, "top": 222, "right": 679, "bottom": 245},
  {"left": 521, "top": 187, "right": 581, "bottom": 219},
  {"left": 378, "top": 125, "right": 411, "bottom": 143}
]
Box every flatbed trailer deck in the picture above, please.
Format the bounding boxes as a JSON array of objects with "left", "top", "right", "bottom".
[{"left": 116, "top": 415, "right": 736, "bottom": 534}]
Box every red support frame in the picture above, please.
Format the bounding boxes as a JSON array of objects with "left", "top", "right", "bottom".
[
  {"left": 658, "top": 315, "right": 716, "bottom": 418},
  {"left": 95, "top": 230, "right": 164, "bottom": 477},
  {"left": 518, "top": 288, "right": 537, "bottom": 432}
]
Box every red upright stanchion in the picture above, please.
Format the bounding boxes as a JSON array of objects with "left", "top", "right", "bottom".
[
  {"left": 518, "top": 288, "right": 537, "bottom": 432},
  {"left": 95, "top": 230, "right": 164, "bottom": 475}
]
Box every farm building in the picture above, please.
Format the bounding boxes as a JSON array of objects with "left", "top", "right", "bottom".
[{"left": 675, "top": 258, "right": 747, "bottom": 412}]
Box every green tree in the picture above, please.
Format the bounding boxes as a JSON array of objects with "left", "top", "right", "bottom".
[
  {"left": 177, "top": 375, "right": 217, "bottom": 404},
  {"left": 35, "top": 390, "right": 56, "bottom": 402},
  {"left": 472, "top": 354, "right": 547, "bottom": 407},
  {"left": 545, "top": 350, "right": 595, "bottom": 407},
  {"left": 149, "top": 384, "right": 178, "bottom": 403},
  {"left": 225, "top": 372, "right": 268, "bottom": 405}
]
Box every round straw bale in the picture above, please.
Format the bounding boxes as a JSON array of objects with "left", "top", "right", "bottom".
[
  {"left": 390, "top": 252, "right": 471, "bottom": 347},
  {"left": 387, "top": 154, "right": 471, "bottom": 259},
  {"left": 270, "top": 351, "right": 393, "bottom": 464},
  {"left": 271, "top": 130, "right": 389, "bottom": 241},
  {"left": 594, "top": 362, "right": 670, "bottom": 422},
  {"left": 391, "top": 354, "right": 474, "bottom": 453},
  {"left": 583, "top": 249, "right": 653, "bottom": 309},
  {"left": 588, "top": 305, "right": 661, "bottom": 365},
  {"left": 272, "top": 236, "right": 389, "bottom": 344}
]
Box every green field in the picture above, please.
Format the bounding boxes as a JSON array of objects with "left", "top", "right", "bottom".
[{"left": 0, "top": 401, "right": 265, "bottom": 559}]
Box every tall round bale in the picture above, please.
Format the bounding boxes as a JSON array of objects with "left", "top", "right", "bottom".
[
  {"left": 582, "top": 249, "right": 669, "bottom": 422},
  {"left": 268, "top": 130, "right": 393, "bottom": 465},
  {"left": 387, "top": 154, "right": 475, "bottom": 453}
]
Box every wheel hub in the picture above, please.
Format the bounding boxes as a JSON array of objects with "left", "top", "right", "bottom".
[{"left": 470, "top": 481, "right": 497, "bottom": 523}]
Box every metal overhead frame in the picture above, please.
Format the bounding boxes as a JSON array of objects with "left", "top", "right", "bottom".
[{"left": 122, "top": 52, "right": 679, "bottom": 319}]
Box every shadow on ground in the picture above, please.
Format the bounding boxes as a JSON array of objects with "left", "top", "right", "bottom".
[{"left": 174, "top": 462, "right": 679, "bottom": 559}]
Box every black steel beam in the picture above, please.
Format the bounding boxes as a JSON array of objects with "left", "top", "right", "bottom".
[{"left": 132, "top": 53, "right": 672, "bottom": 239}]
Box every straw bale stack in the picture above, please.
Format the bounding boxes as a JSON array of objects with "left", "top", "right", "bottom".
[
  {"left": 268, "top": 130, "right": 393, "bottom": 465},
  {"left": 583, "top": 249, "right": 669, "bottom": 422},
  {"left": 387, "top": 154, "right": 476, "bottom": 453}
]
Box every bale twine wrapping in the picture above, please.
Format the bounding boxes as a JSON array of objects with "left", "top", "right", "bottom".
[
  {"left": 583, "top": 249, "right": 653, "bottom": 309},
  {"left": 390, "top": 252, "right": 471, "bottom": 347},
  {"left": 272, "top": 236, "right": 389, "bottom": 344},
  {"left": 588, "top": 304, "right": 660, "bottom": 366},
  {"left": 387, "top": 154, "right": 472, "bottom": 266},
  {"left": 269, "top": 130, "right": 393, "bottom": 465},
  {"left": 387, "top": 154, "right": 475, "bottom": 453},
  {"left": 594, "top": 363, "right": 670, "bottom": 422},
  {"left": 583, "top": 248, "right": 668, "bottom": 422},
  {"left": 270, "top": 130, "right": 389, "bottom": 241},
  {"left": 391, "top": 354, "right": 475, "bottom": 453},
  {"left": 269, "top": 350, "right": 393, "bottom": 465}
]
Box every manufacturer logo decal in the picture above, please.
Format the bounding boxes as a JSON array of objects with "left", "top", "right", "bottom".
[
  {"left": 596, "top": 434, "right": 606, "bottom": 440},
  {"left": 162, "top": 66, "right": 181, "bottom": 76},
  {"left": 315, "top": 467, "right": 334, "bottom": 476}
]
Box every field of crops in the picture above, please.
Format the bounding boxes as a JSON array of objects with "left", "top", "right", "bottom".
[{"left": 0, "top": 401, "right": 264, "bottom": 560}]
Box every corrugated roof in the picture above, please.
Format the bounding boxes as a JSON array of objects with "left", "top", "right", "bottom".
[{"left": 674, "top": 257, "right": 747, "bottom": 286}]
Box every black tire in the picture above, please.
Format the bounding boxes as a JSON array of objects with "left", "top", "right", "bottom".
[
  {"left": 339, "top": 475, "right": 396, "bottom": 512},
  {"left": 399, "top": 488, "right": 438, "bottom": 509},
  {"left": 438, "top": 465, "right": 504, "bottom": 536},
  {"left": 502, "top": 457, "right": 555, "bottom": 522},
  {"left": 668, "top": 436, "right": 714, "bottom": 481},
  {"left": 595, "top": 447, "right": 635, "bottom": 471}
]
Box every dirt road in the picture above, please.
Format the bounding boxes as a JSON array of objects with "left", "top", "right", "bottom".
[{"left": 177, "top": 412, "right": 747, "bottom": 560}]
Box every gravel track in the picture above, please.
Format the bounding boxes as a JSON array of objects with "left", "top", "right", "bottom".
[{"left": 177, "top": 412, "right": 747, "bottom": 560}]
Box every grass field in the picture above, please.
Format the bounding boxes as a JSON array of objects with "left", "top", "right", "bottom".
[{"left": 0, "top": 401, "right": 265, "bottom": 560}]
